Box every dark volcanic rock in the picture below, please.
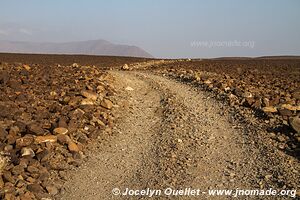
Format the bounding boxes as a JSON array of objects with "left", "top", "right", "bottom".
[
  {"left": 0, "top": 61, "right": 116, "bottom": 199},
  {"left": 27, "top": 123, "right": 45, "bottom": 136}
]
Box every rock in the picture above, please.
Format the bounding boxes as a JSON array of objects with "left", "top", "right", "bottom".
[
  {"left": 81, "top": 99, "right": 94, "bottom": 105},
  {"left": 224, "top": 86, "right": 231, "bottom": 92},
  {"left": 81, "top": 90, "right": 98, "bottom": 101},
  {"left": 242, "top": 92, "right": 253, "bottom": 98},
  {"left": 92, "top": 116, "right": 106, "bottom": 127},
  {"left": 68, "top": 141, "right": 80, "bottom": 152},
  {"left": 26, "top": 177, "right": 36, "bottom": 184},
  {"left": 264, "top": 174, "right": 272, "bottom": 180},
  {"left": 10, "top": 125, "right": 20, "bottom": 134},
  {"left": 236, "top": 67, "right": 243, "bottom": 74},
  {"left": 278, "top": 108, "right": 292, "bottom": 116},
  {"left": 204, "top": 80, "right": 212, "bottom": 85},
  {"left": 19, "top": 192, "right": 36, "bottom": 200},
  {"left": 16, "top": 135, "right": 34, "bottom": 147},
  {"left": 269, "top": 96, "right": 280, "bottom": 106},
  {"left": 59, "top": 171, "right": 67, "bottom": 180},
  {"left": 27, "top": 183, "right": 44, "bottom": 193},
  {"left": 0, "top": 105, "right": 11, "bottom": 118},
  {"left": 4, "top": 193, "right": 17, "bottom": 200},
  {"left": 23, "top": 64, "right": 31, "bottom": 71},
  {"left": 292, "top": 91, "right": 300, "bottom": 100},
  {"left": 46, "top": 185, "right": 59, "bottom": 195},
  {"left": 262, "top": 98, "right": 270, "bottom": 107},
  {"left": 35, "top": 135, "right": 57, "bottom": 143},
  {"left": 77, "top": 132, "right": 89, "bottom": 144},
  {"left": 21, "top": 147, "right": 35, "bottom": 157},
  {"left": 28, "top": 123, "right": 45, "bottom": 136},
  {"left": 68, "top": 119, "right": 78, "bottom": 132},
  {"left": 228, "top": 93, "right": 238, "bottom": 103},
  {"left": 277, "top": 135, "right": 286, "bottom": 142},
  {"left": 100, "top": 99, "right": 113, "bottom": 109},
  {"left": 262, "top": 106, "right": 277, "bottom": 113},
  {"left": 14, "top": 121, "right": 27, "bottom": 132},
  {"left": 4, "top": 145, "right": 14, "bottom": 151},
  {"left": 48, "top": 156, "right": 70, "bottom": 170},
  {"left": 57, "top": 134, "right": 71, "bottom": 144},
  {"left": 278, "top": 143, "right": 285, "bottom": 150},
  {"left": 2, "top": 170, "right": 15, "bottom": 183},
  {"left": 53, "top": 127, "right": 68, "bottom": 135},
  {"left": 281, "top": 104, "right": 300, "bottom": 111},
  {"left": 27, "top": 166, "right": 39, "bottom": 174},
  {"left": 245, "top": 97, "right": 255, "bottom": 106},
  {"left": 97, "top": 85, "right": 105, "bottom": 93},
  {"left": 50, "top": 91, "right": 57, "bottom": 96},
  {"left": 125, "top": 86, "right": 134, "bottom": 91},
  {"left": 58, "top": 117, "right": 68, "bottom": 128},
  {"left": 19, "top": 158, "right": 29, "bottom": 168},
  {"left": 7, "top": 131, "right": 18, "bottom": 145},
  {"left": 68, "top": 97, "right": 79, "bottom": 106},
  {"left": 72, "top": 108, "right": 85, "bottom": 118},
  {"left": 0, "top": 127, "right": 8, "bottom": 141},
  {"left": 289, "top": 116, "right": 300, "bottom": 133},
  {"left": 0, "top": 70, "right": 9, "bottom": 85},
  {"left": 11, "top": 165, "right": 24, "bottom": 175},
  {"left": 252, "top": 99, "right": 261, "bottom": 108},
  {"left": 0, "top": 176, "right": 4, "bottom": 189},
  {"left": 122, "top": 64, "right": 129, "bottom": 70},
  {"left": 72, "top": 63, "right": 79, "bottom": 67},
  {"left": 39, "top": 170, "right": 50, "bottom": 182}
]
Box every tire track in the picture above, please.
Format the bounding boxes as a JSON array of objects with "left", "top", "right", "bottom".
[{"left": 59, "top": 71, "right": 297, "bottom": 200}]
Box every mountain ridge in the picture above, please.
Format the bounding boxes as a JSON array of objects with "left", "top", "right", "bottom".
[{"left": 0, "top": 39, "right": 153, "bottom": 58}]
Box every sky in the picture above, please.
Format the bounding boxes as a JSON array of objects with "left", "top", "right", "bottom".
[{"left": 0, "top": 0, "right": 299, "bottom": 58}]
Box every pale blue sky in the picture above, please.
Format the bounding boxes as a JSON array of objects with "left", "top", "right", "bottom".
[{"left": 0, "top": 0, "right": 299, "bottom": 58}]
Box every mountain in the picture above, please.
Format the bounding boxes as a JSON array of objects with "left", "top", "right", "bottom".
[{"left": 0, "top": 40, "right": 153, "bottom": 58}]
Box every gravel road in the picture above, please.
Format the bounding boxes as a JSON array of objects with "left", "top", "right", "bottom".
[{"left": 59, "top": 71, "right": 299, "bottom": 200}]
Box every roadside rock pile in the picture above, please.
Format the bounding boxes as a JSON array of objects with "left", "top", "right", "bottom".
[
  {"left": 121, "top": 60, "right": 175, "bottom": 71},
  {"left": 0, "top": 62, "right": 115, "bottom": 199},
  {"left": 152, "top": 59, "right": 300, "bottom": 155}
]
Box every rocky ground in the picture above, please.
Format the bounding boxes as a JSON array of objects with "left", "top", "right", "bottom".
[
  {"left": 0, "top": 53, "right": 152, "bottom": 70},
  {"left": 60, "top": 71, "right": 299, "bottom": 200},
  {"left": 0, "top": 61, "right": 118, "bottom": 199},
  {"left": 143, "top": 59, "right": 300, "bottom": 158},
  {"left": 0, "top": 55, "right": 299, "bottom": 199}
]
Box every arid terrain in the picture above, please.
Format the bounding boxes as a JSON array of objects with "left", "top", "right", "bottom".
[{"left": 0, "top": 53, "right": 299, "bottom": 199}]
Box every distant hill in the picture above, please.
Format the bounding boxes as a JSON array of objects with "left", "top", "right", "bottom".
[
  {"left": 0, "top": 40, "right": 153, "bottom": 58},
  {"left": 209, "top": 56, "right": 300, "bottom": 60}
]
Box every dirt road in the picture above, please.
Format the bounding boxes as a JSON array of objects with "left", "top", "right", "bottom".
[{"left": 59, "top": 71, "right": 299, "bottom": 199}]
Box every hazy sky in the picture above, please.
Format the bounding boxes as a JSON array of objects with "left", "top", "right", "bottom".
[{"left": 0, "top": 0, "right": 299, "bottom": 58}]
